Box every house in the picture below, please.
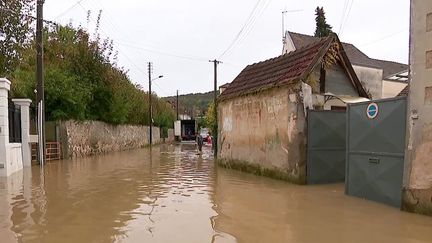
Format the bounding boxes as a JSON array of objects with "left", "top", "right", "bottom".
[
  {"left": 283, "top": 31, "right": 408, "bottom": 99},
  {"left": 403, "top": 0, "right": 432, "bottom": 215},
  {"left": 218, "top": 34, "right": 369, "bottom": 184}
]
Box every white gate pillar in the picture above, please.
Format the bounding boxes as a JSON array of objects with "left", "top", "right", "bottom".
[
  {"left": 0, "top": 78, "right": 11, "bottom": 176},
  {"left": 13, "top": 99, "right": 32, "bottom": 167}
]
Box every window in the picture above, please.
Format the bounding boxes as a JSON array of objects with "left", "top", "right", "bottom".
[
  {"left": 427, "top": 12, "right": 432, "bottom": 32},
  {"left": 427, "top": 50, "right": 432, "bottom": 69},
  {"left": 425, "top": 86, "right": 432, "bottom": 105}
]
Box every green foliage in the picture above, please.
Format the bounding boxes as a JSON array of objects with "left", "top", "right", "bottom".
[
  {"left": 314, "top": 6, "right": 333, "bottom": 37},
  {"left": 5, "top": 14, "right": 174, "bottom": 129},
  {"left": 204, "top": 101, "right": 216, "bottom": 135},
  {"left": 0, "top": 0, "right": 35, "bottom": 76}
]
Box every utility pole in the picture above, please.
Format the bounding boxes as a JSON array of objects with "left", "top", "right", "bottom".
[
  {"left": 209, "top": 59, "right": 222, "bottom": 155},
  {"left": 176, "top": 90, "right": 179, "bottom": 120},
  {"left": 147, "top": 63, "right": 163, "bottom": 146},
  {"left": 148, "top": 62, "right": 153, "bottom": 146},
  {"left": 36, "top": 0, "right": 45, "bottom": 165}
]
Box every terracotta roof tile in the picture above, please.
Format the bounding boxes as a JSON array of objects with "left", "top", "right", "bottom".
[{"left": 220, "top": 38, "right": 330, "bottom": 100}]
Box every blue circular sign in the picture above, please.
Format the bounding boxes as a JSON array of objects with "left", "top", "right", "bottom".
[{"left": 366, "top": 103, "right": 379, "bottom": 119}]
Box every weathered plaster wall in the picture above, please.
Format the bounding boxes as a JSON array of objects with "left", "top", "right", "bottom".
[
  {"left": 382, "top": 80, "right": 408, "bottom": 98},
  {"left": 352, "top": 65, "right": 383, "bottom": 99},
  {"left": 60, "top": 120, "right": 160, "bottom": 158},
  {"left": 218, "top": 87, "right": 306, "bottom": 184},
  {"left": 403, "top": 0, "right": 432, "bottom": 215}
]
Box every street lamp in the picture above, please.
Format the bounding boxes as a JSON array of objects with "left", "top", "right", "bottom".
[{"left": 149, "top": 74, "right": 163, "bottom": 146}]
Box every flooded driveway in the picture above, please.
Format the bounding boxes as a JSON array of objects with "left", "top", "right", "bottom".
[{"left": 1, "top": 144, "right": 432, "bottom": 243}]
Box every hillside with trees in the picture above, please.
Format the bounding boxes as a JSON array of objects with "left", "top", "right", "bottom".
[{"left": 164, "top": 91, "right": 216, "bottom": 118}]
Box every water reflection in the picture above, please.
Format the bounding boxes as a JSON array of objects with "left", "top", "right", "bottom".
[
  {"left": 213, "top": 169, "right": 432, "bottom": 243},
  {"left": 0, "top": 144, "right": 432, "bottom": 243}
]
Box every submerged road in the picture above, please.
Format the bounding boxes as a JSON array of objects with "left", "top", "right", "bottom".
[{"left": 1, "top": 144, "right": 432, "bottom": 243}]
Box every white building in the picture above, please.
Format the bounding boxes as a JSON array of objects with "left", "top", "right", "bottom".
[{"left": 283, "top": 31, "right": 408, "bottom": 99}]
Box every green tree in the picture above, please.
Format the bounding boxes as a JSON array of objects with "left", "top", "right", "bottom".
[
  {"left": 204, "top": 102, "right": 216, "bottom": 135},
  {"left": 0, "top": 0, "right": 34, "bottom": 76},
  {"left": 314, "top": 7, "right": 333, "bottom": 37},
  {"left": 9, "top": 17, "right": 175, "bottom": 128}
]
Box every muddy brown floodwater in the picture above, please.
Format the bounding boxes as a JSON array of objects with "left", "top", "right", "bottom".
[{"left": 1, "top": 144, "right": 432, "bottom": 243}]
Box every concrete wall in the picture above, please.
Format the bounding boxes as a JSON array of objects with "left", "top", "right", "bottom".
[
  {"left": 60, "top": 120, "right": 161, "bottom": 158},
  {"left": 403, "top": 0, "right": 432, "bottom": 215},
  {"left": 382, "top": 80, "right": 408, "bottom": 98},
  {"left": 352, "top": 65, "right": 383, "bottom": 99},
  {"left": 218, "top": 87, "right": 306, "bottom": 184}
]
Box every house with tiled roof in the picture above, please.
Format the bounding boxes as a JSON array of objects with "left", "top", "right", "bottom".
[
  {"left": 283, "top": 31, "right": 408, "bottom": 99},
  {"left": 218, "top": 34, "right": 369, "bottom": 184}
]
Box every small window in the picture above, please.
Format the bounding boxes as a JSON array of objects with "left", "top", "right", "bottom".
[
  {"left": 427, "top": 12, "right": 432, "bottom": 32},
  {"left": 425, "top": 86, "right": 432, "bottom": 105},
  {"left": 427, "top": 50, "right": 432, "bottom": 69}
]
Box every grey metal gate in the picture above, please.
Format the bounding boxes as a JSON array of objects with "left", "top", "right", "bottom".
[
  {"left": 307, "top": 110, "right": 346, "bottom": 184},
  {"left": 346, "top": 97, "right": 407, "bottom": 207}
]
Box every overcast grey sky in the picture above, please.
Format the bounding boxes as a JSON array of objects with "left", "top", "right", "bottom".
[{"left": 45, "top": 0, "right": 409, "bottom": 97}]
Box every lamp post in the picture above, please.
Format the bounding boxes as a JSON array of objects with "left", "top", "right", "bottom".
[{"left": 148, "top": 73, "right": 163, "bottom": 146}]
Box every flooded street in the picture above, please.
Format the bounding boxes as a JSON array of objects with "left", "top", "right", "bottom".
[{"left": 1, "top": 144, "right": 432, "bottom": 243}]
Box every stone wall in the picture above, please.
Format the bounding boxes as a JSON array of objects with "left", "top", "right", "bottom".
[
  {"left": 403, "top": 0, "right": 432, "bottom": 216},
  {"left": 60, "top": 120, "right": 161, "bottom": 158},
  {"left": 218, "top": 87, "right": 307, "bottom": 184}
]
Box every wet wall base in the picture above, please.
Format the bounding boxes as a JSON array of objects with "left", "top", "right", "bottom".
[
  {"left": 217, "top": 159, "right": 306, "bottom": 185},
  {"left": 402, "top": 188, "right": 432, "bottom": 216}
]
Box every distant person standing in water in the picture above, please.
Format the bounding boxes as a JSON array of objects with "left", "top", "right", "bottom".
[{"left": 196, "top": 133, "right": 204, "bottom": 154}]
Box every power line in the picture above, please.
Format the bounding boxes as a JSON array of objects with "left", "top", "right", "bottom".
[
  {"left": 76, "top": 3, "right": 149, "bottom": 80},
  {"left": 116, "top": 41, "right": 208, "bottom": 63},
  {"left": 233, "top": 0, "right": 272, "bottom": 50},
  {"left": 78, "top": 0, "right": 207, "bottom": 97},
  {"left": 54, "top": 0, "right": 87, "bottom": 20},
  {"left": 0, "top": 7, "right": 58, "bottom": 26},
  {"left": 219, "top": 0, "right": 272, "bottom": 59},
  {"left": 339, "top": 0, "right": 355, "bottom": 36},
  {"left": 338, "top": 0, "right": 349, "bottom": 35},
  {"left": 218, "top": 0, "right": 264, "bottom": 59},
  {"left": 359, "top": 28, "right": 408, "bottom": 47}
]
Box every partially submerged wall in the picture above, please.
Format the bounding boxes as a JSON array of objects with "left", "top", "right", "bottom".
[
  {"left": 60, "top": 120, "right": 160, "bottom": 158},
  {"left": 403, "top": 0, "right": 432, "bottom": 215},
  {"left": 218, "top": 87, "right": 306, "bottom": 184}
]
